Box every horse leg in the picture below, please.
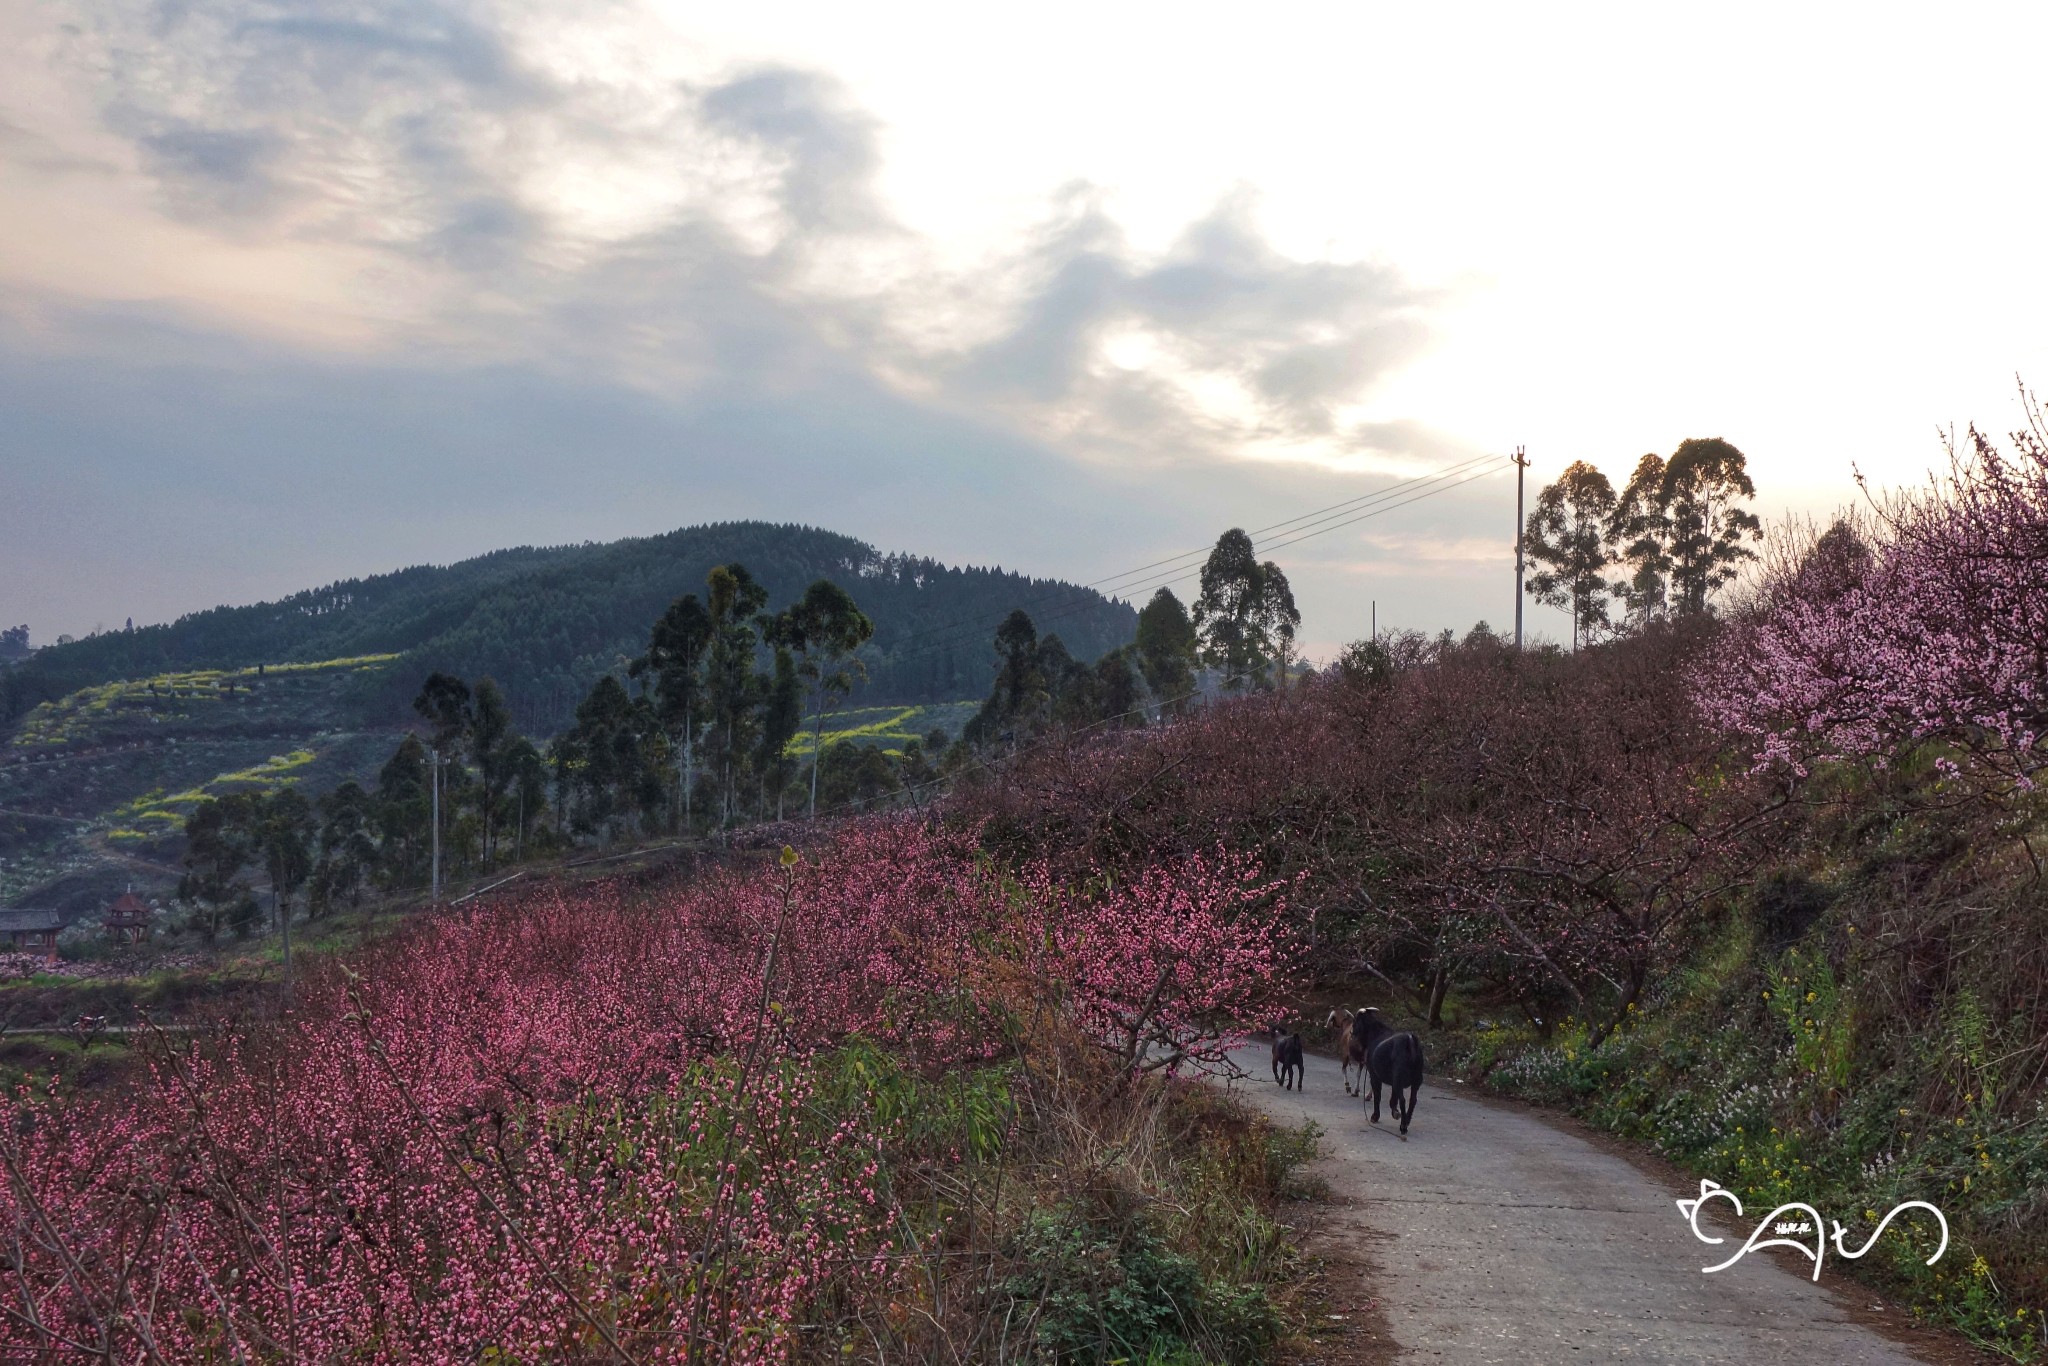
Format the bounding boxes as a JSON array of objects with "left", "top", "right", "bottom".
[
  {"left": 1368, "top": 1074, "right": 1382, "bottom": 1124},
  {"left": 1399, "top": 1082, "right": 1419, "bottom": 1136}
]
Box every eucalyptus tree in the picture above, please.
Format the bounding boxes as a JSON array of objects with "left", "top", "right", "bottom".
[
  {"left": 1257, "top": 560, "right": 1301, "bottom": 689},
  {"left": 310, "top": 781, "right": 378, "bottom": 918},
  {"left": 1610, "top": 454, "right": 1673, "bottom": 629},
  {"left": 470, "top": 678, "right": 516, "bottom": 868},
  {"left": 1134, "top": 587, "right": 1199, "bottom": 714},
  {"left": 631, "top": 593, "right": 713, "bottom": 830},
  {"left": 758, "top": 645, "right": 804, "bottom": 820},
  {"left": 773, "top": 579, "right": 875, "bottom": 818},
  {"left": 704, "top": 564, "right": 771, "bottom": 829},
  {"left": 1194, "top": 530, "right": 1263, "bottom": 689},
  {"left": 1524, "top": 460, "right": 1619, "bottom": 651},
  {"left": 1193, "top": 529, "right": 1299, "bottom": 690},
  {"left": 1662, "top": 437, "right": 1762, "bottom": 615},
  {"left": 257, "top": 786, "right": 317, "bottom": 988},
  {"left": 179, "top": 791, "right": 263, "bottom": 941}
]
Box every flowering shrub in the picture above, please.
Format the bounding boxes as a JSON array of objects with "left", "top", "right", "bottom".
[
  {"left": 1014, "top": 848, "right": 1296, "bottom": 1071},
  {"left": 1702, "top": 412, "right": 2048, "bottom": 792},
  {"left": 0, "top": 819, "right": 1295, "bottom": 1360}
]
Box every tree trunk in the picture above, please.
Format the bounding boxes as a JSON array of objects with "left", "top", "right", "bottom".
[
  {"left": 1427, "top": 968, "right": 1449, "bottom": 1028},
  {"left": 809, "top": 704, "right": 825, "bottom": 819}
]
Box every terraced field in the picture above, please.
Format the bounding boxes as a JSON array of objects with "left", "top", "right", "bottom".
[
  {"left": 793, "top": 700, "right": 979, "bottom": 756},
  {"left": 0, "top": 662, "right": 977, "bottom": 910},
  {"left": 0, "top": 658, "right": 408, "bottom": 910}
]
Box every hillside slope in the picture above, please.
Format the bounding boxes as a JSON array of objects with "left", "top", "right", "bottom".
[{"left": 2, "top": 522, "right": 1137, "bottom": 734}]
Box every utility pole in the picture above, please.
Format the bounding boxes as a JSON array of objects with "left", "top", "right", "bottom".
[
  {"left": 1371, "top": 599, "right": 1377, "bottom": 644},
  {"left": 1513, "top": 446, "right": 1530, "bottom": 651},
  {"left": 430, "top": 744, "right": 442, "bottom": 905}
]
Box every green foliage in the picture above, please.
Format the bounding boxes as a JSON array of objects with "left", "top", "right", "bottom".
[
  {"left": 1135, "top": 589, "right": 1200, "bottom": 713},
  {"left": 965, "top": 611, "right": 1152, "bottom": 747},
  {"left": 1003, "top": 1203, "right": 1280, "bottom": 1365},
  {"left": 2, "top": 524, "right": 1136, "bottom": 733},
  {"left": 1523, "top": 460, "right": 1618, "bottom": 650},
  {"left": 1192, "top": 531, "right": 1299, "bottom": 692},
  {"left": 1453, "top": 909, "right": 2046, "bottom": 1361}
]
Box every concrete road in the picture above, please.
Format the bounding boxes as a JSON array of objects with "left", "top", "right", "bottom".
[{"left": 1224, "top": 1046, "right": 1958, "bottom": 1364}]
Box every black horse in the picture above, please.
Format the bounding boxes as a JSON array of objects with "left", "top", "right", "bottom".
[
  {"left": 1354, "top": 1007, "right": 1424, "bottom": 1138},
  {"left": 1270, "top": 1025, "right": 1305, "bottom": 1091}
]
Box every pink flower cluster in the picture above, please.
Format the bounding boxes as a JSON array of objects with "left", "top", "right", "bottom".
[
  {"left": 1701, "top": 422, "right": 2048, "bottom": 791},
  {"left": 0, "top": 820, "right": 1293, "bottom": 1360},
  {"left": 1015, "top": 849, "right": 1296, "bottom": 1069}
]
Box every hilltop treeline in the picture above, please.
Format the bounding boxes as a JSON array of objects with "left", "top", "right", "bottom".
[{"left": 0, "top": 522, "right": 1137, "bottom": 734}]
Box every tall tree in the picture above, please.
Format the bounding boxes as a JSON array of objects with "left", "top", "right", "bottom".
[
  {"left": 469, "top": 678, "right": 516, "bottom": 869},
  {"left": 757, "top": 645, "right": 804, "bottom": 820},
  {"left": 561, "top": 675, "right": 637, "bottom": 841},
  {"left": 412, "top": 672, "right": 472, "bottom": 877},
  {"left": 1092, "top": 648, "right": 1143, "bottom": 727},
  {"left": 964, "top": 610, "right": 1049, "bottom": 746},
  {"left": 412, "top": 673, "right": 474, "bottom": 752},
  {"left": 257, "top": 788, "right": 316, "bottom": 983},
  {"left": 774, "top": 579, "right": 875, "bottom": 819},
  {"left": 1257, "top": 561, "right": 1301, "bottom": 690},
  {"left": 1524, "top": 461, "right": 1619, "bottom": 651},
  {"left": 310, "top": 781, "right": 377, "bottom": 918},
  {"left": 631, "top": 594, "right": 713, "bottom": 831},
  {"left": 179, "top": 792, "right": 262, "bottom": 941},
  {"left": 1610, "top": 454, "right": 1672, "bottom": 629},
  {"left": 1194, "top": 529, "right": 1267, "bottom": 690},
  {"left": 1133, "top": 588, "right": 1199, "bottom": 714},
  {"left": 375, "top": 734, "right": 431, "bottom": 888},
  {"left": 1662, "top": 437, "right": 1762, "bottom": 615},
  {"left": 504, "top": 736, "right": 549, "bottom": 862},
  {"left": 704, "top": 565, "right": 771, "bottom": 829}
]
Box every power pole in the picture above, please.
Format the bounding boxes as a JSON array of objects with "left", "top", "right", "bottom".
[
  {"left": 1513, "top": 446, "right": 1530, "bottom": 651},
  {"left": 430, "top": 745, "right": 442, "bottom": 904},
  {"left": 1371, "top": 599, "right": 1377, "bottom": 644}
]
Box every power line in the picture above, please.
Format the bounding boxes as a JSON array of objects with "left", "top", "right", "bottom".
[
  {"left": 1077, "top": 449, "right": 1508, "bottom": 599},
  {"left": 880, "top": 456, "right": 1511, "bottom": 666},
  {"left": 874, "top": 454, "right": 1512, "bottom": 666}
]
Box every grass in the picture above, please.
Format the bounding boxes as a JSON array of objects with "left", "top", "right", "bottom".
[{"left": 800, "top": 1029, "right": 1315, "bottom": 1362}]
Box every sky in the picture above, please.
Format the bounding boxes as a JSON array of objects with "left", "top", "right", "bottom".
[{"left": 6, "top": 1, "right": 2048, "bottom": 658}]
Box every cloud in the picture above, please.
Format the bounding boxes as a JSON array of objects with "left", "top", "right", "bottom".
[
  {"left": 1, "top": 0, "right": 1479, "bottom": 637},
  {"left": 944, "top": 188, "right": 1436, "bottom": 467},
  {"left": 701, "top": 69, "right": 885, "bottom": 236}
]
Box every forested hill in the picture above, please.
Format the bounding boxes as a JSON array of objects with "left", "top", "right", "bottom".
[{"left": 3, "top": 523, "right": 1137, "bottom": 734}]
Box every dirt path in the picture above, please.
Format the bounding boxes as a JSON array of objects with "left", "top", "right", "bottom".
[{"left": 1223, "top": 1046, "right": 1981, "bottom": 1365}]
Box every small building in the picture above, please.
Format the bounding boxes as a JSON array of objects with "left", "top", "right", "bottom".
[
  {"left": 0, "top": 910, "right": 63, "bottom": 955},
  {"left": 105, "top": 892, "right": 153, "bottom": 944}
]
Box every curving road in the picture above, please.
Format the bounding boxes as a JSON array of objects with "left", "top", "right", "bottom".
[{"left": 1223, "top": 1046, "right": 1975, "bottom": 1364}]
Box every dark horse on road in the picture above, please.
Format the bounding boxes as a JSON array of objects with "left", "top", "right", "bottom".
[{"left": 1351, "top": 1007, "right": 1424, "bottom": 1138}]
